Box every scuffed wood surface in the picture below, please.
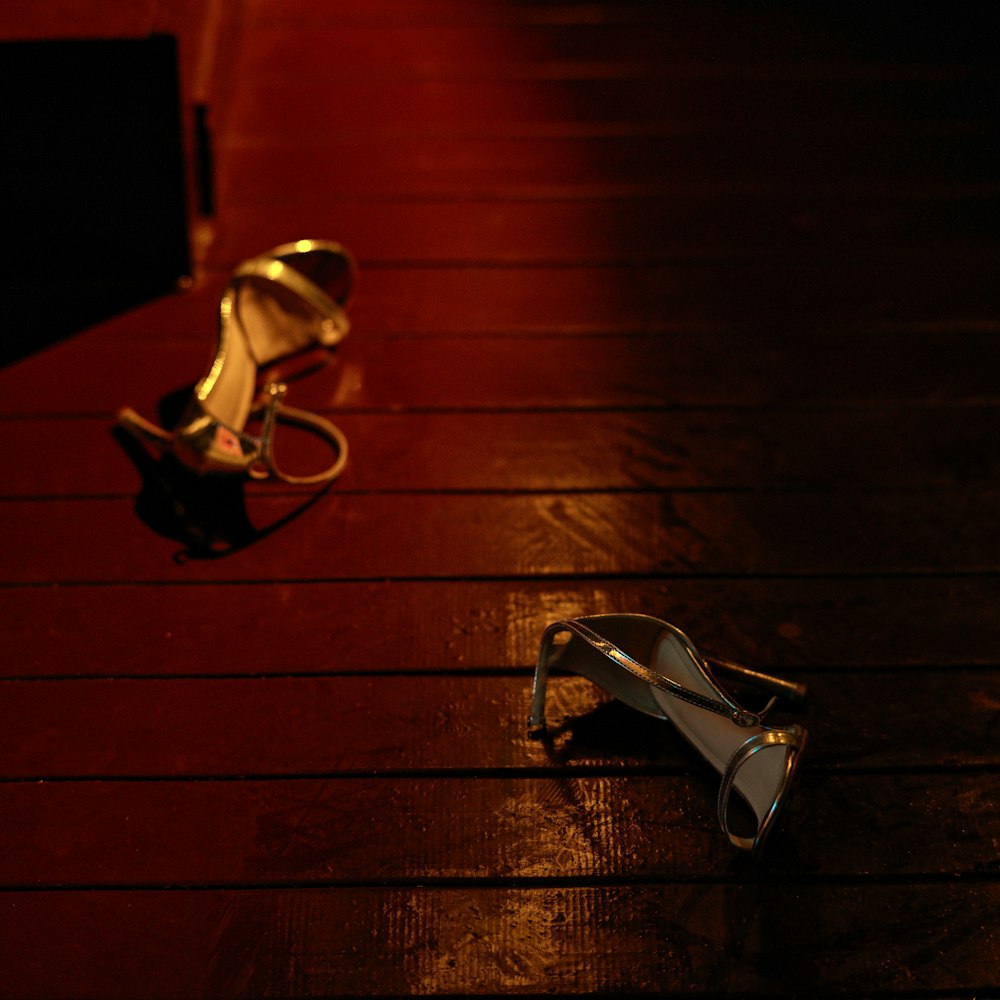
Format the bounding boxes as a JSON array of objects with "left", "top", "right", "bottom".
[
  {"left": 3, "top": 577, "right": 998, "bottom": 678},
  {"left": 1, "top": 670, "right": 997, "bottom": 776},
  {"left": 1, "top": 772, "right": 998, "bottom": 885},
  {"left": 2, "top": 0, "right": 999, "bottom": 996},
  {"left": 2, "top": 884, "right": 998, "bottom": 998},
  {"left": 2, "top": 489, "right": 1000, "bottom": 582},
  {"left": 8, "top": 407, "right": 1000, "bottom": 497}
]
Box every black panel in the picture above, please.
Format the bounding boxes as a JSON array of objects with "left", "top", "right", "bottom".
[{"left": 0, "top": 35, "right": 190, "bottom": 365}]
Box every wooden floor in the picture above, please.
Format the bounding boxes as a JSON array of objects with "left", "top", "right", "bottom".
[{"left": 2, "top": 1, "right": 1000, "bottom": 996}]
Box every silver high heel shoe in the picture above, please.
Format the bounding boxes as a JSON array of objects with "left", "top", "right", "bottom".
[
  {"left": 529, "top": 614, "right": 808, "bottom": 855},
  {"left": 117, "top": 239, "right": 355, "bottom": 485}
]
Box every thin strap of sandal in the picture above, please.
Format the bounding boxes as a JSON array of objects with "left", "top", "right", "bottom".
[
  {"left": 553, "top": 619, "right": 762, "bottom": 728},
  {"left": 232, "top": 255, "right": 351, "bottom": 345},
  {"left": 250, "top": 383, "right": 349, "bottom": 485},
  {"left": 705, "top": 656, "right": 807, "bottom": 710},
  {"left": 717, "top": 726, "right": 805, "bottom": 851}
]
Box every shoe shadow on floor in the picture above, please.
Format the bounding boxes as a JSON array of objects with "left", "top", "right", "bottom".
[
  {"left": 113, "top": 383, "right": 331, "bottom": 562},
  {"left": 530, "top": 698, "right": 677, "bottom": 764},
  {"left": 530, "top": 697, "right": 807, "bottom": 864}
]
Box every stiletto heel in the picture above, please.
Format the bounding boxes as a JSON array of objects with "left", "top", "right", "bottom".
[
  {"left": 117, "top": 239, "right": 355, "bottom": 484},
  {"left": 529, "top": 613, "right": 807, "bottom": 855}
]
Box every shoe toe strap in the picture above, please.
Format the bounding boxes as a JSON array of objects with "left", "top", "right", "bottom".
[
  {"left": 250, "top": 383, "right": 349, "bottom": 485},
  {"left": 232, "top": 248, "right": 353, "bottom": 347}
]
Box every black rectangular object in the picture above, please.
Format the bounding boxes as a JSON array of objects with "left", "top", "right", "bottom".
[{"left": 0, "top": 35, "right": 190, "bottom": 365}]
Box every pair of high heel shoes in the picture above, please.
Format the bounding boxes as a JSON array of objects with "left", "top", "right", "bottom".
[
  {"left": 118, "top": 239, "right": 354, "bottom": 484},
  {"left": 530, "top": 614, "right": 807, "bottom": 855},
  {"left": 119, "top": 242, "right": 803, "bottom": 852}
]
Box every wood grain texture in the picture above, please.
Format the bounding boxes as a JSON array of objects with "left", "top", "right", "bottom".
[
  {"left": 216, "top": 137, "right": 1000, "bottom": 203},
  {"left": 5, "top": 1, "right": 999, "bottom": 996},
  {"left": 6, "top": 406, "right": 1000, "bottom": 497},
  {"left": 2, "top": 669, "right": 997, "bottom": 778},
  {"left": 207, "top": 195, "right": 1000, "bottom": 268},
  {"left": 1, "top": 771, "right": 997, "bottom": 885},
  {"left": 4, "top": 576, "right": 998, "bottom": 679},
  {"left": 5, "top": 324, "right": 1000, "bottom": 420},
  {"left": 3, "top": 488, "right": 999, "bottom": 583},
  {"left": 226, "top": 77, "right": 1000, "bottom": 133},
  {"left": 234, "top": 19, "right": 1000, "bottom": 75},
  {"left": 1, "top": 884, "right": 997, "bottom": 998}
]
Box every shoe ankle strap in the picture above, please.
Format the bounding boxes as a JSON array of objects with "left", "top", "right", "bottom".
[
  {"left": 553, "top": 618, "right": 762, "bottom": 728},
  {"left": 250, "top": 382, "right": 348, "bottom": 485}
]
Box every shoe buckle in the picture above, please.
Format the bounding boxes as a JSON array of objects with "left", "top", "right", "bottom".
[{"left": 248, "top": 382, "right": 288, "bottom": 480}]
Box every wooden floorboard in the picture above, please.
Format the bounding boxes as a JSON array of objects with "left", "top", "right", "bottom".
[
  {"left": 6, "top": 488, "right": 1000, "bottom": 582},
  {"left": 213, "top": 135, "right": 1000, "bottom": 203},
  {"left": 6, "top": 327, "right": 1000, "bottom": 421},
  {"left": 7, "top": 406, "right": 1000, "bottom": 496},
  {"left": 209, "top": 194, "right": 1000, "bottom": 267},
  {"left": 2, "top": 884, "right": 999, "bottom": 999},
  {"left": 1, "top": 669, "right": 998, "bottom": 776},
  {"left": 2, "top": 770, "right": 999, "bottom": 884},
  {"left": 2, "top": 0, "right": 998, "bottom": 996},
  {"left": 3, "top": 577, "right": 998, "bottom": 678}
]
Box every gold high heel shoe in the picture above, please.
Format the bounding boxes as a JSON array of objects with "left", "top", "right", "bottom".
[
  {"left": 529, "top": 614, "right": 808, "bottom": 855},
  {"left": 118, "top": 239, "right": 355, "bottom": 485}
]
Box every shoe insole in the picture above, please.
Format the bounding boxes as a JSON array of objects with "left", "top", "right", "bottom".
[{"left": 649, "top": 630, "right": 788, "bottom": 830}]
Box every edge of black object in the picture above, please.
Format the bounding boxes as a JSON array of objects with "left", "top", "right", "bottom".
[{"left": 0, "top": 35, "right": 191, "bottom": 366}]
